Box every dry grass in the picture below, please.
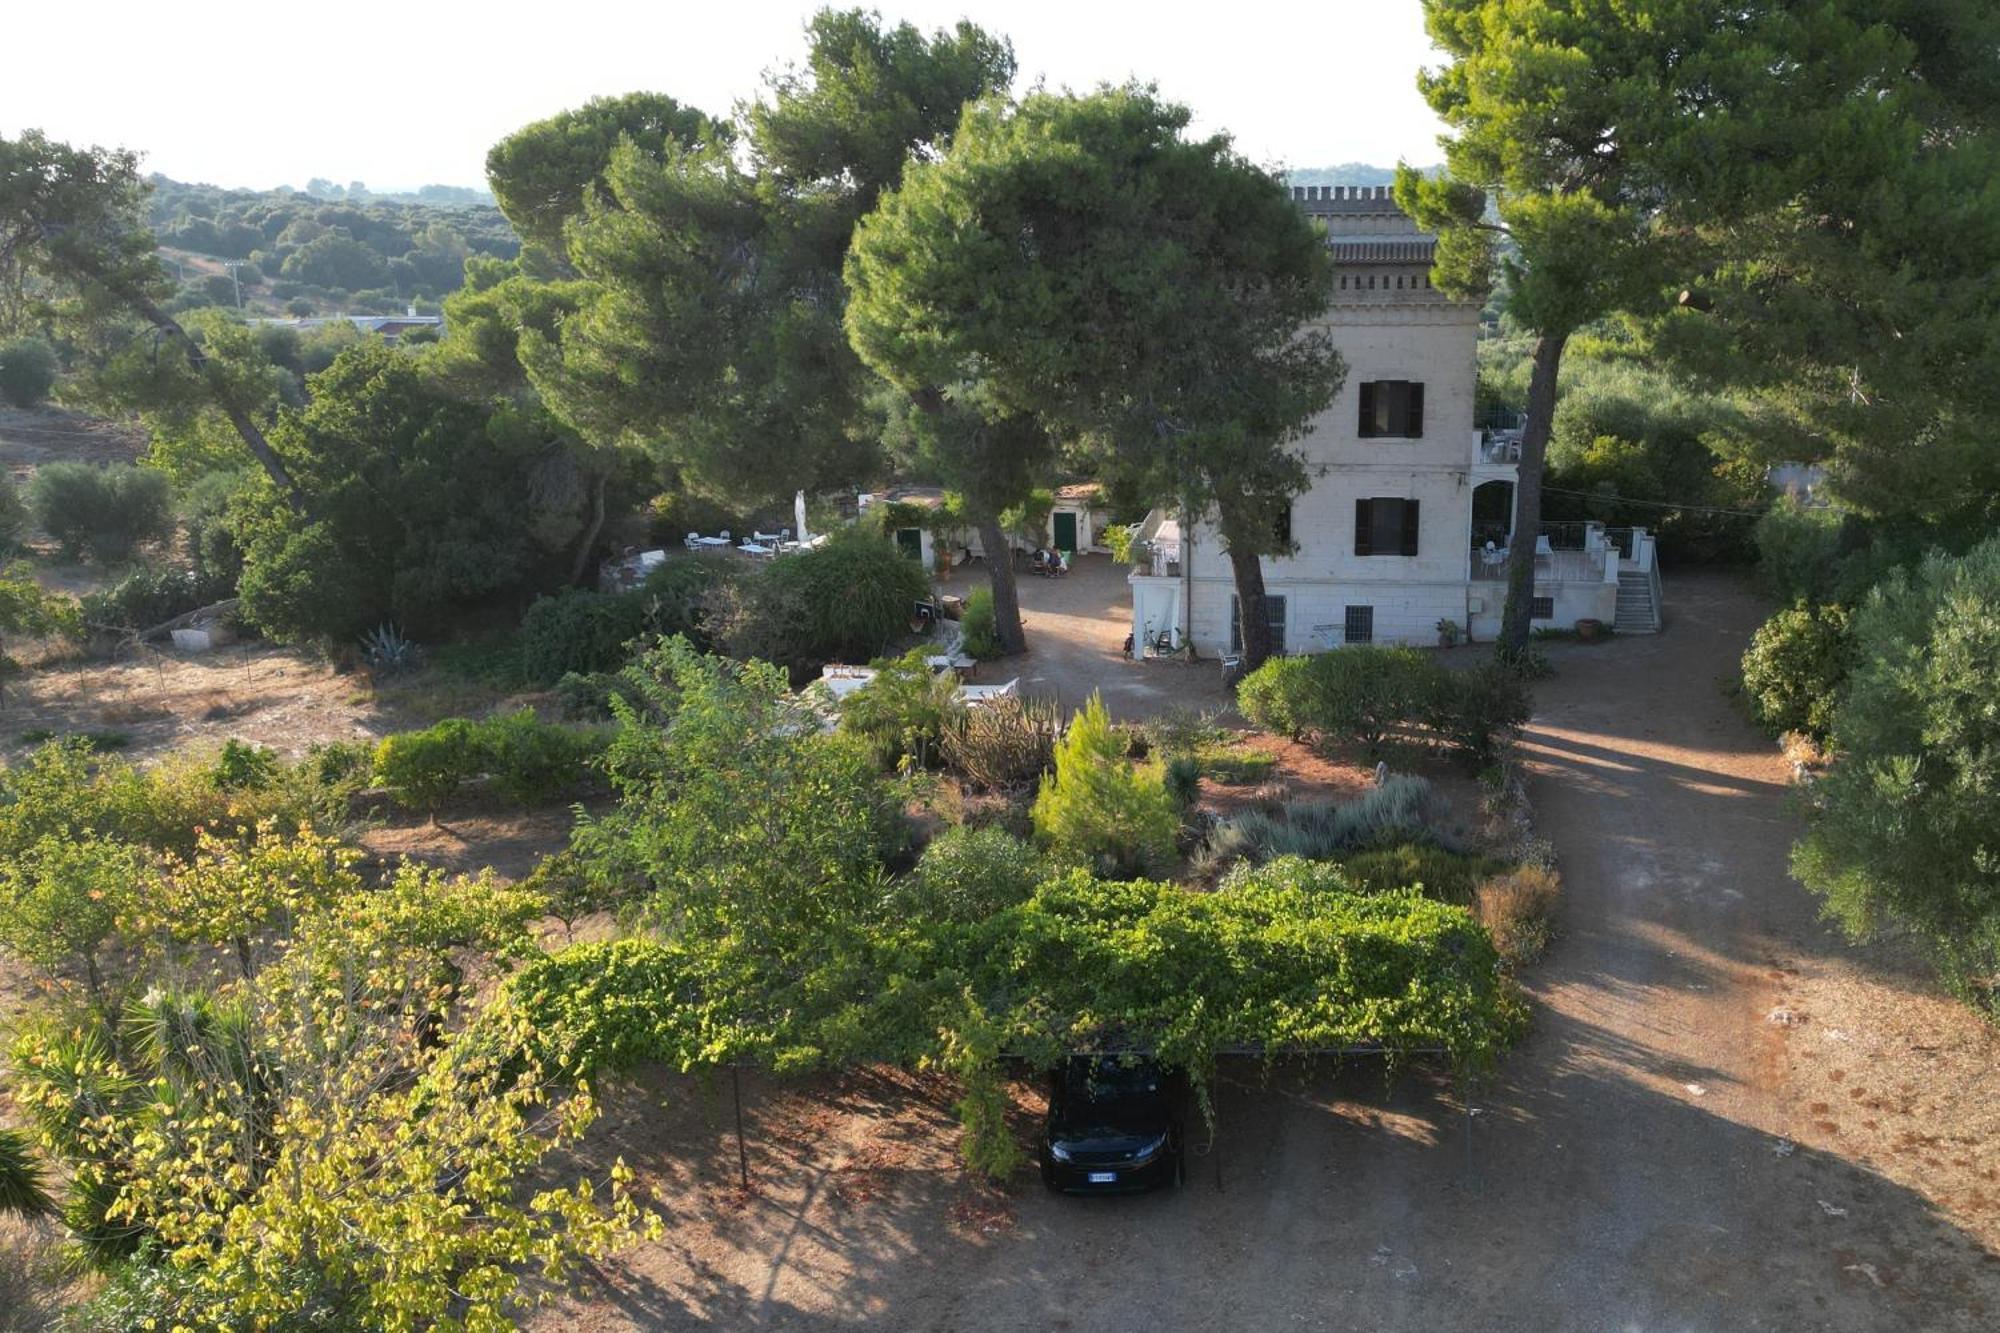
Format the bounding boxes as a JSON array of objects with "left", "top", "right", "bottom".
[{"left": 1476, "top": 864, "right": 1562, "bottom": 964}]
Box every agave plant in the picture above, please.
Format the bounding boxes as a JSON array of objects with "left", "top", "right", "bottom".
[{"left": 359, "top": 622, "right": 420, "bottom": 675}]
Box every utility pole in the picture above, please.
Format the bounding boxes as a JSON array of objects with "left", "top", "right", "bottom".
[{"left": 223, "top": 260, "right": 244, "bottom": 308}]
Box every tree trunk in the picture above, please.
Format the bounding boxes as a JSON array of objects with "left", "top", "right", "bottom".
[
  {"left": 975, "top": 512, "right": 1027, "bottom": 655},
  {"left": 1498, "top": 332, "right": 1569, "bottom": 656},
  {"left": 1224, "top": 536, "right": 1275, "bottom": 672},
  {"left": 235, "top": 934, "right": 255, "bottom": 981},
  {"left": 126, "top": 290, "right": 307, "bottom": 513},
  {"left": 568, "top": 469, "right": 608, "bottom": 585}
]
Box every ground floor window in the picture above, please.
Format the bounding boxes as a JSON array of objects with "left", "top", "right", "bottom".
[
  {"left": 1530, "top": 595, "right": 1555, "bottom": 620},
  {"left": 1231, "top": 594, "right": 1287, "bottom": 654},
  {"left": 1344, "top": 605, "right": 1374, "bottom": 644}
]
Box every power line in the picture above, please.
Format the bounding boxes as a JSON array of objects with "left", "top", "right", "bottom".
[{"left": 1539, "top": 484, "right": 1767, "bottom": 519}]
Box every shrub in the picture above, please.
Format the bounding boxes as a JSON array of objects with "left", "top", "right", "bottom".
[
  {"left": 553, "top": 669, "right": 646, "bottom": 722},
  {"left": 1337, "top": 842, "right": 1507, "bottom": 906},
  {"left": 519, "top": 588, "right": 648, "bottom": 686},
  {"left": 0, "top": 337, "right": 59, "bottom": 407},
  {"left": 1740, "top": 601, "right": 1852, "bottom": 742},
  {"left": 1143, "top": 705, "right": 1225, "bottom": 758},
  {"left": 958, "top": 585, "right": 1003, "bottom": 660},
  {"left": 1791, "top": 537, "right": 2000, "bottom": 1011},
  {"left": 1754, "top": 498, "right": 1847, "bottom": 604},
  {"left": 372, "top": 718, "right": 481, "bottom": 812},
  {"left": 637, "top": 553, "right": 733, "bottom": 647},
  {"left": 211, "top": 739, "right": 279, "bottom": 792},
  {"left": 471, "top": 710, "right": 604, "bottom": 805},
  {"left": 27, "top": 462, "right": 173, "bottom": 563},
  {"left": 1031, "top": 694, "right": 1179, "bottom": 877},
  {"left": 0, "top": 477, "right": 25, "bottom": 551},
  {"left": 1237, "top": 645, "right": 1441, "bottom": 751},
  {"left": 1163, "top": 754, "right": 1202, "bottom": 810},
  {"left": 891, "top": 825, "right": 1046, "bottom": 924},
  {"left": 1195, "top": 742, "right": 1277, "bottom": 785},
  {"left": 838, "top": 650, "right": 964, "bottom": 769},
  {"left": 746, "top": 528, "right": 930, "bottom": 671},
  {"left": 508, "top": 938, "right": 691, "bottom": 1076},
  {"left": 1212, "top": 776, "right": 1445, "bottom": 865},
  {"left": 940, "top": 694, "right": 1061, "bottom": 791},
  {"left": 1475, "top": 865, "right": 1562, "bottom": 963},
  {"left": 1423, "top": 663, "right": 1532, "bottom": 764},
  {"left": 79, "top": 565, "right": 234, "bottom": 635}
]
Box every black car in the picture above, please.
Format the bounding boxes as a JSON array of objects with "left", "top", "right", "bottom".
[{"left": 1040, "top": 1054, "right": 1184, "bottom": 1194}]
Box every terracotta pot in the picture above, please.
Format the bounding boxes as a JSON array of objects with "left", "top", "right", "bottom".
[{"left": 1575, "top": 618, "right": 1604, "bottom": 642}]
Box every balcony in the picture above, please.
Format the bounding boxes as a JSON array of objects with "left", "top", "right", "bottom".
[{"left": 1478, "top": 429, "right": 1522, "bottom": 465}]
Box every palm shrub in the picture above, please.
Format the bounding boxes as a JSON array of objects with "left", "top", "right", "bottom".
[
  {"left": 0, "top": 1125, "right": 55, "bottom": 1218},
  {"left": 1740, "top": 601, "right": 1852, "bottom": 742},
  {"left": 28, "top": 462, "right": 173, "bottom": 563},
  {"left": 839, "top": 649, "right": 965, "bottom": 769},
  {"left": 1031, "top": 693, "right": 1179, "bottom": 877}
]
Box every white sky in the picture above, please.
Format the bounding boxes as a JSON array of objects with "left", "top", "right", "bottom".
[{"left": 3, "top": 1, "right": 1448, "bottom": 191}]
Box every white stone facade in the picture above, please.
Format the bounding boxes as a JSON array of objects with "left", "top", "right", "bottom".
[{"left": 1133, "top": 185, "right": 1631, "bottom": 658}]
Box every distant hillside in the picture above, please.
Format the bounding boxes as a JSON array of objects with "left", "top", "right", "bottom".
[
  {"left": 1287, "top": 163, "right": 1438, "bottom": 189},
  {"left": 290, "top": 179, "right": 496, "bottom": 208},
  {"left": 143, "top": 175, "right": 517, "bottom": 319}
]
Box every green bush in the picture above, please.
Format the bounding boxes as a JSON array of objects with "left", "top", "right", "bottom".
[
  {"left": 959, "top": 586, "right": 1003, "bottom": 660},
  {"left": 1031, "top": 693, "right": 1179, "bottom": 877},
  {"left": 553, "top": 669, "right": 646, "bottom": 722},
  {"left": 1740, "top": 601, "right": 1852, "bottom": 742},
  {"left": 518, "top": 588, "right": 648, "bottom": 686},
  {"left": 891, "top": 825, "right": 1046, "bottom": 924},
  {"left": 78, "top": 565, "right": 235, "bottom": 634},
  {"left": 471, "top": 710, "right": 605, "bottom": 805},
  {"left": 1195, "top": 742, "right": 1277, "bottom": 785},
  {"left": 0, "top": 336, "right": 59, "bottom": 408},
  {"left": 372, "top": 719, "right": 482, "bottom": 812},
  {"left": 1163, "top": 754, "right": 1202, "bottom": 809},
  {"left": 1754, "top": 498, "right": 1848, "bottom": 604},
  {"left": 1791, "top": 537, "right": 2000, "bottom": 1012},
  {"left": 1237, "top": 645, "right": 1441, "bottom": 751},
  {"left": 27, "top": 463, "right": 174, "bottom": 563},
  {"left": 757, "top": 528, "right": 931, "bottom": 669},
  {"left": 939, "top": 693, "right": 1061, "bottom": 790},
  {"left": 211, "top": 739, "right": 280, "bottom": 792},
  {"left": 838, "top": 649, "right": 964, "bottom": 769},
  {"left": 637, "top": 553, "right": 734, "bottom": 647},
  {"left": 0, "top": 477, "right": 26, "bottom": 552},
  {"left": 1336, "top": 841, "right": 1508, "bottom": 906},
  {"left": 1423, "top": 663, "right": 1532, "bottom": 765}
]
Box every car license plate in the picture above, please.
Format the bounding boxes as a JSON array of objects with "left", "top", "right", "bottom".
[{"left": 1087, "top": 1171, "right": 1117, "bottom": 1184}]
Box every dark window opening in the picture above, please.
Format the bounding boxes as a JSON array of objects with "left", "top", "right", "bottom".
[
  {"left": 1273, "top": 503, "right": 1292, "bottom": 549},
  {"left": 1353, "top": 497, "right": 1421, "bottom": 557},
  {"left": 1530, "top": 595, "right": 1555, "bottom": 620},
  {"left": 1357, "top": 379, "right": 1425, "bottom": 438},
  {"left": 1230, "top": 594, "right": 1288, "bottom": 654},
  {"left": 1344, "top": 605, "right": 1374, "bottom": 644}
]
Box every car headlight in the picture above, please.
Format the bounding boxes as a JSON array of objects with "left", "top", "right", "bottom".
[
  {"left": 1050, "top": 1141, "right": 1073, "bottom": 1162},
  {"left": 1133, "top": 1133, "right": 1169, "bottom": 1161}
]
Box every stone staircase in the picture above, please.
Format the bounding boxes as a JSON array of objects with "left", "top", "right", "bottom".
[{"left": 1615, "top": 566, "right": 1663, "bottom": 633}]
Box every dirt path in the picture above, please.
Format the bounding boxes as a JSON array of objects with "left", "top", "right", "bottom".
[{"left": 540, "top": 571, "right": 1995, "bottom": 1331}]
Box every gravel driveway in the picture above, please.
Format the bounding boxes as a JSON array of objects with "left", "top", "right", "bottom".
[{"left": 542, "top": 571, "right": 1997, "bottom": 1332}]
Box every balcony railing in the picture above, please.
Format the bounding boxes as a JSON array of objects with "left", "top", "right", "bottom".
[{"left": 1478, "top": 429, "right": 1523, "bottom": 464}]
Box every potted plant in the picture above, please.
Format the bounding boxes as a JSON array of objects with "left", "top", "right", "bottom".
[
  {"left": 1575, "top": 617, "right": 1605, "bottom": 642},
  {"left": 1436, "top": 617, "right": 1464, "bottom": 648}
]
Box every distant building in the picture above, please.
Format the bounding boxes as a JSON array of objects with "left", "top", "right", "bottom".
[
  {"left": 1128, "top": 185, "right": 1664, "bottom": 658},
  {"left": 250, "top": 304, "right": 442, "bottom": 343}
]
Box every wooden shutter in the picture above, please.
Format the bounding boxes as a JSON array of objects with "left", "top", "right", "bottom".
[
  {"left": 1407, "top": 383, "right": 1424, "bottom": 438},
  {"left": 1354, "top": 498, "right": 1373, "bottom": 555},
  {"left": 1400, "top": 498, "right": 1421, "bottom": 556},
  {"left": 1358, "top": 382, "right": 1377, "bottom": 437}
]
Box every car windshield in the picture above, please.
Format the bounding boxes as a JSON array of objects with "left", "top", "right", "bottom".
[{"left": 1063, "top": 1055, "right": 1161, "bottom": 1104}]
